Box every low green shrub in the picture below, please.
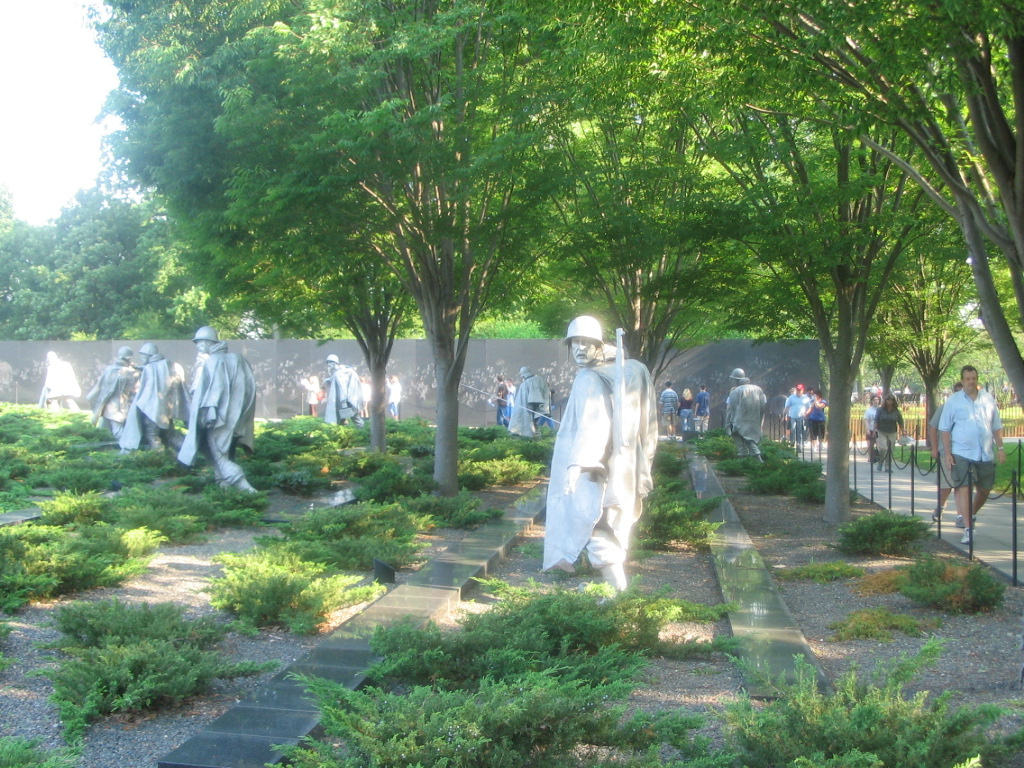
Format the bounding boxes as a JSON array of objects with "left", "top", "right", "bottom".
[
  {"left": 0, "top": 737, "right": 77, "bottom": 768},
  {"left": 404, "top": 491, "right": 504, "bottom": 529},
  {"left": 45, "top": 634, "right": 269, "bottom": 743},
  {"left": 462, "top": 456, "right": 543, "bottom": 487},
  {"left": 108, "top": 487, "right": 211, "bottom": 543},
  {"left": 272, "top": 469, "right": 331, "bottom": 496},
  {"left": 745, "top": 460, "right": 823, "bottom": 495},
  {"left": 209, "top": 549, "right": 385, "bottom": 633},
  {"left": 284, "top": 672, "right": 698, "bottom": 768},
  {"left": 38, "top": 490, "right": 111, "bottom": 527},
  {"left": 0, "top": 621, "right": 11, "bottom": 672},
  {"left": 652, "top": 447, "right": 686, "bottom": 478},
  {"left": 837, "top": 511, "right": 930, "bottom": 557},
  {"left": 691, "top": 431, "right": 737, "bottom": 460},
  {"left": 0, "top": 523, "right": 163, "bottom": 609},
  {"left": 48, "top": 598, "right": 226, "bottom": 650},
  {"left": 637, "top": 483, "right": 722, "bottom": 550},
  {"left": 457, "top": 467, "right": 490, "bottom": 491},
  {"left": 775, "top": 561, "right": 865, "bottom": 583},
  {"left": 201, "top": 485, "right": 268, "bottom": 527},
  {"left": 252, "top": 416, "right": 358, "bottom": 462},
  {"left": 384, "top": 418, "right": 436, "bottom": 452},
  {"left": 259, "top": 501, "right": 429, "bottom": 570},
  {"left": 726, "top": 640, "right": 1009, "bottom": 768},
  {"left": 336, "top": 451, "right": 401, "bottom": 479},
  {"left": 353, "top": 463, "right": 432, "bottom": 502},
  {"left": 898, "top": 556, "right": 1005, "bottom": 613},
  {"left": 794, "top": 477, "right": 827, "bottom": 502},
  {"left": 829, "top": 607, "right": 939, "bottom": 642},
  {"left": 370, "top": 581, "right": 733, "bottom": 689}
]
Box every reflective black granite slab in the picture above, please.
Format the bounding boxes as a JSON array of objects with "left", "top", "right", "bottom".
[
  {"left": 205, "top": 706, "right": 321, "bottom": 738},
  {"left": 159, "top": 733, "right": 299, "bottom": 768},
  {"left": 691, "top": 456, "right": 828, "bottom": 698},
  {"left": 0, "top": 508, "right": 41, "bottom": 527}
]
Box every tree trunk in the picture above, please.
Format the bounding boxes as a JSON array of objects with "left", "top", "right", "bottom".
[
  {"left": 431, "top": 353, "right": 463, "bottom": 496},
  {"left": 823, "top": 382, "right": 854, "bottom": 525},
  {"left": 822, "top": 320, "right": 859, "bottom": 525},
  {"left": 961, "top": 212, "right": 1024, "bottom": 401},
  {"left": 368, "top": 359, "right": 388, "bottom": 453}
]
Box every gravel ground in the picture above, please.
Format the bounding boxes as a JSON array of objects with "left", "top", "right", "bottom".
[{"left": 4, "top": 471, "right": 1024, "bottom": 766}]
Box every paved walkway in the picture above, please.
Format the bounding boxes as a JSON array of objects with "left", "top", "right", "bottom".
[{"left": 839, "top": 440, "right": 1024, "bottom": 586}]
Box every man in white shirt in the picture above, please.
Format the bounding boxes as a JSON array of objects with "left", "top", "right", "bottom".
[{"left": 939, "top": 365, "right": 1006, "bottom": 544}]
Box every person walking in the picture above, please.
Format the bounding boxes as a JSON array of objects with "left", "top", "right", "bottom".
[
  {"left": 783, "top": 384, "right": 811, "bottom": 446},
  {"left": 928, "top": 381, "right": 963, "bottom": 525},
  {"left": 874, "top": 394, "right": 906, "bottom": 472},
  {"left": 659, "top": 381, "right": 680, "bottom": 441},
  {"left": 939, "top": 365, "right": 1006, "bottom": 545},
  {"left": 678, "top": 388, "right": 695, "bottom": 433},
  {"left": 807, "top": 389, "right": 828, "bottom": 452},
  {"left": 694, "top": 385, "right": 710, "bottom": 432}
]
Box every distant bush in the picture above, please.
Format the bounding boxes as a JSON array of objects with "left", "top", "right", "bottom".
[{"left": 837, "top": 511, "right": 930, "bottom": 557}]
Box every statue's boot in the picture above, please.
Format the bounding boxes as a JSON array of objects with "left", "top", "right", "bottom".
[{"left": 600, "top": 564, "right": 628, "bottom": 592}]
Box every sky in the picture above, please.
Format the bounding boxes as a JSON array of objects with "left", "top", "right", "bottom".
[{"left": 1, "top": 1, "right": 120, "bottom": 226}]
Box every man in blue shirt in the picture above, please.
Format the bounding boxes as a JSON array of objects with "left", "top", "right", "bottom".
[
  {"left": 783, "top": 384, "right": 811, "bottom": 446},
  {"left": 938, "top": 365, "right": 1006, "bottom": 545},
  {"left": 694, "top": 385, "right": 711, "bottom": 432}
]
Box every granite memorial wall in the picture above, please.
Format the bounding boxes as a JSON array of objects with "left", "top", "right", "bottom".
[{"left": 0, "top": 338, "right": 819, "bottom": 428}]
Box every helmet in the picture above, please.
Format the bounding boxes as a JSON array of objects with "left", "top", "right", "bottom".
[
  {"left": 729, "top": 368, "right": 746, "bottom": 380},
  {"left": 564, "top": 315, "right": 604, "bottom": 344},
  {"left": 325, "top": 354, "right": 340, "bottom": 365},
  {"left": 193, "top": 326, "right": 219, "bottom": 342},
  {"left": 519, "top": 366, "right": 532, "bottom": 377},
  {"left": 139, "top": 342, "right": 158, "bottom": 357},
  {"left": 116, "top": 346, "right": 133, "bottom": 361}
]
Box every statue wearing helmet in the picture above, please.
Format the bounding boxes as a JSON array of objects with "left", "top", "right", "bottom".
[
  {"left": 725, "top": 366, "right": 766, "bottom": 460},
  {"left": 322, "top": 354, "right": 364, "bottom": 427},
  {"left": 508, "top": 365, "right": 552, "bottom": 437},
  {"left": 39, "top": 351, "right": 81, "bottom": 411},
  {"left": 86, "top": 346, "right": 139, "bottom": 438},
  {"left": 543, "top": 316, "right": 657, "bottom": 592},
  {"left": 178, "top": 327, "right": 257, "bottom": 491},
  {"left": 119, "top": 343, "right": 189, "bottom": 453}
]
